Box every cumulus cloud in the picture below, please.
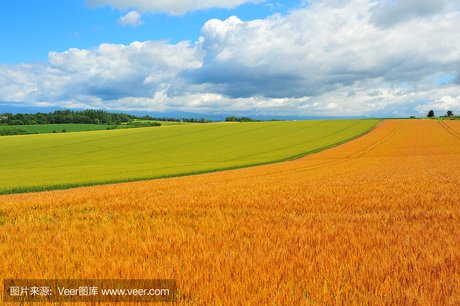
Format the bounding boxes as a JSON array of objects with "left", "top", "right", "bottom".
[
  {"left": 47, "top": 40, "right": 203, "bottom": 101},
  {"left": 370, "top": 0, "right": 451, "bottom": 27},
  {"left": 119, "top": 10, "right": 143, "bottom": 27},
  {"left": 1, "top": 0, "right": 460, "bottom": 117},
  {"left": 191, "top": 1, "right": 460, "bottom": 100},
  {"left": 0, "top": 64, "right": 69, "bottom": 102},
  {"left": 0, "top": 40, "right": 202, "bottom": 105},
  {"left": 87, "top": 0, "right": 259, "bottom": 15}
]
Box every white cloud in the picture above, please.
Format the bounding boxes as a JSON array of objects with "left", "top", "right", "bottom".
[
  {"left": 1, "top": 0, "right": 460, "bottom": 117},
  {"left": 0, "top": 64, "right": 70, "bottom": 102},
  {"left": 46, "top": 40, "right": 203, "bottom": 100},
  {"left": 415, "top": 94, "right": 460, "bottom": 115},
  {"left": 192, "top": 0, "right": 460, "bottom": 99},
  {"left": 370, "top": 0, "right": 451, "bottom": 27},
  {"left": 119, "top": 10, "right": 143, "bottom": 27},
  {"left": 87, "top": 0, "right": 260, "bottom": 15}
]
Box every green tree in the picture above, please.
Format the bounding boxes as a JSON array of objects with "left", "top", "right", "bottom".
[{"left": 427, "top": 110, "right": 435, "bottom": 118}]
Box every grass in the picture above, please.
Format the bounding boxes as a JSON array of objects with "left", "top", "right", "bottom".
[
  {"left": 0, "top": 123, "right": 114, "bottom": 134},
  {"left": 0, "top": 120, "right": 459, "bottom": 304},
  {"left": 0, "top": 119, "right": 378, "bottom": 194}
]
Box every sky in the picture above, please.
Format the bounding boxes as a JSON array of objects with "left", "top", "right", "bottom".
[{"left": 0, "top": 0, "right": 459, "bottom": 118}]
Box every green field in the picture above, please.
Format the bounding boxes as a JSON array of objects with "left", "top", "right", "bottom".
[
  {"left": 0, "top": 120, "right": 378, "bottom": 194},
  {"left": 0, "top": 123, "right": 114, "bottom": 134},
  {"left": 0, "top": 122, "right": 169, "bottom": 135}
]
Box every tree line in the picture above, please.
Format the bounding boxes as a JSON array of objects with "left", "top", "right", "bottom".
[
  {"left": 0, "top": 110, "right": 133, "bottom": 125},
  {"left": 0, "top": 110, "right": 213, "bottom": 125},
  {"left": 225, "top": 116, "right": 258, "bottom": 122}
]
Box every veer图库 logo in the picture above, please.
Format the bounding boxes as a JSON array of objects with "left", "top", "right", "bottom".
[{"left": 3, "top": 279, "right": 176, "bottom": 303}]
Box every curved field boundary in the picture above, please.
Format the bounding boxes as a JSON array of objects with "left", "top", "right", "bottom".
[
  {"left": 0, "top": 120, "right": 379, "bottom": 195},
  {"left": 226, "top": 120, "right": 402, "bottom": 180}
]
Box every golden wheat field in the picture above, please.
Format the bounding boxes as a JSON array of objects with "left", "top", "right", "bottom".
[{"left": 0, "top": 119, "right": 459, "bottom": 305}]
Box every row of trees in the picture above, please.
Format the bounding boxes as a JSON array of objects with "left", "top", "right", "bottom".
[
  {"left": 139, "top": 116, "right": 212, "bottom": 123},
  {"left": 225, "top": 116, "right": 258, "bottom": 122},
  {"left": 0, "top": 110, "right": 214, "bottom": 125},
  {"left": 427, "top": 110, "right": 455, "bottom": 118},
  {"left": 0, "top": 110, "right": 134, "bottom": 125},
  {"left": 182, "top": 118, "right": 212, "bottom": 123}
]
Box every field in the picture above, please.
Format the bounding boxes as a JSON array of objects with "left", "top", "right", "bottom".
[
  {"left": 0, "top": 119, "right": 459, "bottom": 304},
  {"left": 0, "top": 119, "right": 377, "bottom": 194},
  {"left": 0, "top": 124, "right": 115, "bottom": 134}
]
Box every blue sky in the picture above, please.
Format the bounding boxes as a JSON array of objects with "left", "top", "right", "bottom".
[
  {"left": 0, "top": 0, "right": 299, "bottom": 64},
  {"left": 0, "top": 0, "right": 459, "bottom": 117}
]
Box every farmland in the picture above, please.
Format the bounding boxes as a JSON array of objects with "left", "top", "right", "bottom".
[
  {"left": 0, "top": 122, "right": 170, "bottom": 136},
  {"left": 0, "top": 119, "right": 377, "bottom": 194},
  {"left": 0, "top": 123, "right": 114, "bottom": 134},
  {"left": 0, "top": 119, "right": 459, "bottom": 304}
]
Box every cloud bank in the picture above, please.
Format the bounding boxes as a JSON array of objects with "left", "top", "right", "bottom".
[{"left": 1, "top": 0, "right": 460, "bottom": 117}]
